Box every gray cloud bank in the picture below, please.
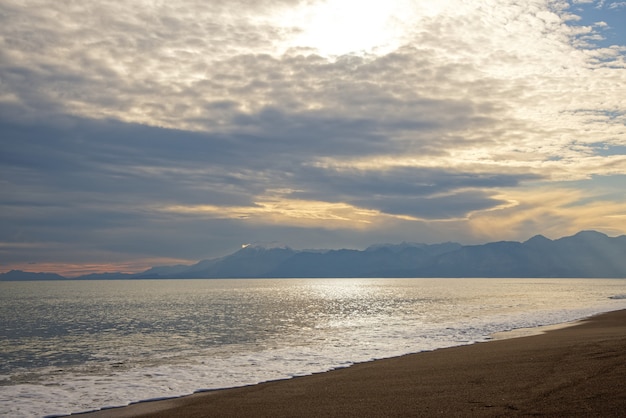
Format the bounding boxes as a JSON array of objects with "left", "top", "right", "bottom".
[{"left": 0, "top": 108, "right": 536, "bottom": 263}]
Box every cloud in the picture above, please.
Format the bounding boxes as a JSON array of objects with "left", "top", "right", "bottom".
[
  {"left": 468, "top": 180, "right": 626, "bottom": 241},
  {"left": 285, "top": 165, "right": 539, "bottom": 218},
  {"left": 1, "top": 0, "right": 625, "bottom": 272}
]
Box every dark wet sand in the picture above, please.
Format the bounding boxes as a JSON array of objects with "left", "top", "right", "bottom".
[{"left": 79, "top": 309, "right": 626, "bottom": 417}]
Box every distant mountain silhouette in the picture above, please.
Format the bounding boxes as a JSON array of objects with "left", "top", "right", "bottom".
[
  {"left": 168, "top": 244, "right": 295, "bottom": 278},
  {"left": 267, "top": 242, "right": 463, "bottom": 277},
  {"left": 419, "top": 231, "right": 626, "bottom": 278},
  {"left": 2, "top": 231, "right": 625, "bottom": 280}
]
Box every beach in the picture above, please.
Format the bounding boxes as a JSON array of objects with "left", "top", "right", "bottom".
[{"left": 80, "top": 309, "right": 626, "bottom": 417}]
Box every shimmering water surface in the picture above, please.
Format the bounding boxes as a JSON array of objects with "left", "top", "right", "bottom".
[{"left": 1, "top": 278, "right": 626, "bottom": 417}]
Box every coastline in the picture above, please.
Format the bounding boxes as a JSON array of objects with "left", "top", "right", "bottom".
[
  {"left": 488, "top": 318, "right": 584, "bottom": 340},
  {"left": 77, "top": 309, "right": 626, "bottom": 417}
]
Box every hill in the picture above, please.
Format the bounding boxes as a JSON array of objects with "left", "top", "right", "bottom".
[{"left": 2, "top": 231, "right": 625, "bottom": 280}]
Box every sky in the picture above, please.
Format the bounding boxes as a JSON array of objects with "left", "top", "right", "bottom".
[{"left": 1, "top": 0, "right": 625, "bottom": 276}]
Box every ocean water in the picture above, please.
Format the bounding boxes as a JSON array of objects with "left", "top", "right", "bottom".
[{"left": 1, "top": 278, "right": 626, "bottom": 417}]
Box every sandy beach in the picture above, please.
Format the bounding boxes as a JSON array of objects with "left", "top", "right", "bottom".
[{"left": 80, "top": 309, "right": 626, "bottom": 417}]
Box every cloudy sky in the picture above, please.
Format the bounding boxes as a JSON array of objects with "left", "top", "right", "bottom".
[{"left": 1, "top": 0, "right": 625, "bottom": 276}]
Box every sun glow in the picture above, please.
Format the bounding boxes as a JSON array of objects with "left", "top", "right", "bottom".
[
  {"left": 160, "top": 199, "right": 382, "bottom": 227},
  {"left": 278, "top": 0, "right": 419, "bottom": 57}
]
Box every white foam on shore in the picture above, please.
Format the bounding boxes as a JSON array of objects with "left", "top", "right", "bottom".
[
  {"left": 490, "top": 319, "right": 584, "bottom": 340},
  {"left": 3, "top": 306, "right": 625, "bottom": 417}
]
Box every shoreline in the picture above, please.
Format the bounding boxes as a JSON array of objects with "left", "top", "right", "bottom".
[
  {"left": 77, "top": 309, "right": 626, "bottom": 417},
  {"left": 488, "top": 318, "right": 584, "bottom": 340}
]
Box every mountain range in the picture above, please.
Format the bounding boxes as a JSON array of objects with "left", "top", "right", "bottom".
[{"left": 2, "top": 231, "right": 626, "bottom": 280}]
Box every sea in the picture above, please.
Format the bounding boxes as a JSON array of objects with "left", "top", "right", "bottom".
[{"left": 2, "top": 278, "right": 626, "bottom": 417}]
